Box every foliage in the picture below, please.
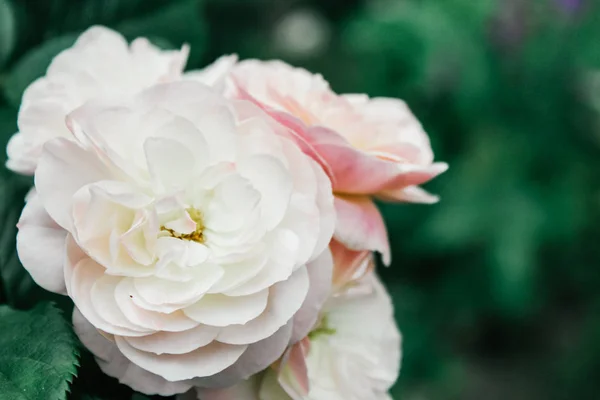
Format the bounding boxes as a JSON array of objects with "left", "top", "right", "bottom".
[
  {"left": 0, "top": 303, "right": 79, "bottom": 400},
  {"left": 0, "top": 0, "right": 599, "bottom": 399}
]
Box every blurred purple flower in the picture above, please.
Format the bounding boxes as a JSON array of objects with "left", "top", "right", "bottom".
[{"left": 558, "top": 0, "right": 582, "bottom": 13}]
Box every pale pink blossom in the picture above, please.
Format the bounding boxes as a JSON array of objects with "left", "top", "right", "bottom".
[
  {"left": 197, "top": 270, "right": 401, "bottom": 400},
  {"left": 6, "top": 26, "right": 233, "bottom": 175},
  {"left": 230, "top": 60, "right": 447, "bottom": 263}
]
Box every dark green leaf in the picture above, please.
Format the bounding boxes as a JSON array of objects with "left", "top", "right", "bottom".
[
  {"left": 0, "top": 0, "right": 16, "bottom": 68},
  {"left": 0, "top": 303, "right": 79, "bottom": 400}
]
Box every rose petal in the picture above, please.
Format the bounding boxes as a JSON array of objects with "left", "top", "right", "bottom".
[
  {"left": 290, "top": 248, "right": 333, "bottom": 343},
  {"left": 73, "top": 307, "right": 194, "bottom": 396},
  {"left": 35, "top": 138, "right": 111, "bottom": 229},
  {"left": 115, "top": 336, "right": 247, "bottom": 381},
  {"left": 333, "top": 195, "right": 390, "bottom": 265},
  {"left": 184, "top": 290, "right": 269, "bottom": 327},
  {"left": 16, "top": 192, "right": 67, "bottom": 294},
  {"left": 217, "top": 266, "right": 309, "bottom": 345}
]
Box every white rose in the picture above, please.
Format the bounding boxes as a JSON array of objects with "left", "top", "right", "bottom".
[
  {"left": 6, "top": 26, "right": 235, "bottom": 175},
  {"left": 16, "top": 81, "right": 335, "bottom": 395},
  {"left": 199, "top": 271, "right": 401, "bottom": 400}
]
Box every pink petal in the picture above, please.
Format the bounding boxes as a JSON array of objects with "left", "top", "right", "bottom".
[
  {"left": 312, "top": 135, "right": 446, "bottom": 195},
  {"left": 377, "top": 184, "right": 441, "bottom": 204},
  {"left": 333, "top": 196, "right": 390, "bottom": 265},
  {"left": 277, "top": 338, "right": 311, "bottom": 398},
  {"left": 330, "top": 239, "right": 374, "bottom": 291}
]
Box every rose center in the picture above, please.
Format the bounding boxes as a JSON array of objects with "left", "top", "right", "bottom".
[{"left": 160, "top": 207, "right": 205, "bottom": 243}]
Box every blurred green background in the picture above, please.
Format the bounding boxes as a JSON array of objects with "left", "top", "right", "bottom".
[{"left": 1, "top": 0, "right": 600, "bottom": 399}]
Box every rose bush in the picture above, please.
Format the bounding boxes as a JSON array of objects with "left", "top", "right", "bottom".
[
  {"left": 229, "top": 60, "right": 447, "bottom": 264},
  {"left": 16, "top": 81, "right": 335, "bottom": 395}
]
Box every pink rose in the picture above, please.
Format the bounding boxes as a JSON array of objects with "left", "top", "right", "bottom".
[{"left": 229, "top": 60, "right": 447, "bottom": 264}]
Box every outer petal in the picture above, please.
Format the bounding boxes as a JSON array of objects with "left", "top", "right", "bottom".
[
  {"left": 73, "top": 308, "right": 194, "bottom": 396},
  {"left": 8, "top": 25, "right": 189, "bottom": 176},
  {"left": 6, "top": 132, "right": 36, "bottom": 174},
  {"left": 16, "top": 192, "right": 67, "bottom": 294},
  {"left": 217, "top": 266, "right": 309, "bottom": 345},
  {"left": 333, "top": 195, "right": 390, "bottom": 266},
  {"left": 290, "top": 248, "right": 333, "bottom": 343},
  {"left": 193, "top": 321, "right": 293, "bottom": 389},
  {"left": 329, "top": 240, "right": 373, "bottom": 291},
  {"left": 376, "top": 184, "right": 441, "bottom": 204},
  {"left": 115, "top": 337, "right": 247, "bottom": 382},
  {"left": 185, "top": 55, "right": 238, "bottom": 94},
  {"left": 277, "top": 337, "right": 311, "bottom": 398},
  {"left": 306, "top": 128, "right": 447, "bottom": 195}
]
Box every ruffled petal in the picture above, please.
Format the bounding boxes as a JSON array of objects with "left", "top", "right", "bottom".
[
  {"left": 115, "top": 336, "right": 247, "bottom": 381},
  {"left": 290, "top": 248, "right": 333, "bottom": 343},
  {"left": 217, "top": 266, "right": 309, "bottom": 345},
  {"left": 16, "top": 192, "right": 67, "bottom": 294},
  {"left": 35, "top": 138, "right": 111, "bottom": 229},
  {"left": 73, "top": 308, "right": 194, "bottom": 396},
  {"left": 333, "top": 196, "right": 390, "bottom": 265}
]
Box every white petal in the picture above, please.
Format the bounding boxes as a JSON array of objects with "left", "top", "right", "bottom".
[
  {"left": 124, "top": 324, "right": 220, "bottom": 355},
  {"left": 64, "top": 233, "right": 87, "bottom": 297},
  {"left": 16, "top": 193, "right": 67, "bottom": 294},
  {"left": 238, "top": 154, "right": 293, "bottom": 230},
  {"left": 217, "top": 266, "right": 309, "bottom": 344},
  {"left": 115, "top": 278, "right": 199, "bottom": 332},
  {"left": 291, "top": 248, "right": 333, "bottom": 343},
  {"left": 144, "top": 120, "right": 208, "bottom": 193},
  {"left": 183, "top": 290, "right": 269, "bottom": 327},
  {"left": 203, "top": 174, "right": 261, "bottom": 233},
  {"left": 35, "top": 138, "right": 111, "bottom": 229},
  {"left": 133, "top": 266, "right": 224, "bottom": 307},
  {"left": 195, "top": 320, "right": 293, "bottom": 389},
  {"left": 309, "top": 159, "right": 335, "bottom": 260},
  {"left": 73, "top": 307, "right": 193, "bottom": 396},
  {"left": 91, "top": 275, "right": 153, "bottom": 333},
  {"left": 115, "top": 336, "right": 247, "bottom": 381},
  {"left": 70, "top": 257, "right": 150, "bottom": 337},
  {"left": 223, "top": 229, "right": 299, "bottom": 296},
  {"left": 184, "top": 54, "right": 237, "bottom": 93},
  {"left": 207, "top": 249, "right": 268, "bottom": 294}
]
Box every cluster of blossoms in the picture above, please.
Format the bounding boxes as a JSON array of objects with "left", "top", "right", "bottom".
[{"left": 10, "top": 27, "right": 446, "bottom": 399}]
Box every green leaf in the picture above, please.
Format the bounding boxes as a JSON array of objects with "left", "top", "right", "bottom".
[
  {"left": 0, "top": 303, "right": 79, "bottom": 400},
  {"left": 0, "top": 0, "right": 16, "bottom": 68},
  {"left": 3, "top": 33, "right": 78, "bottom": 108}
]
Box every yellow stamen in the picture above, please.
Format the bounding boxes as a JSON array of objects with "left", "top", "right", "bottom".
[{"left": 160, "top": 208, "right": 205, "bottom": 243}]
